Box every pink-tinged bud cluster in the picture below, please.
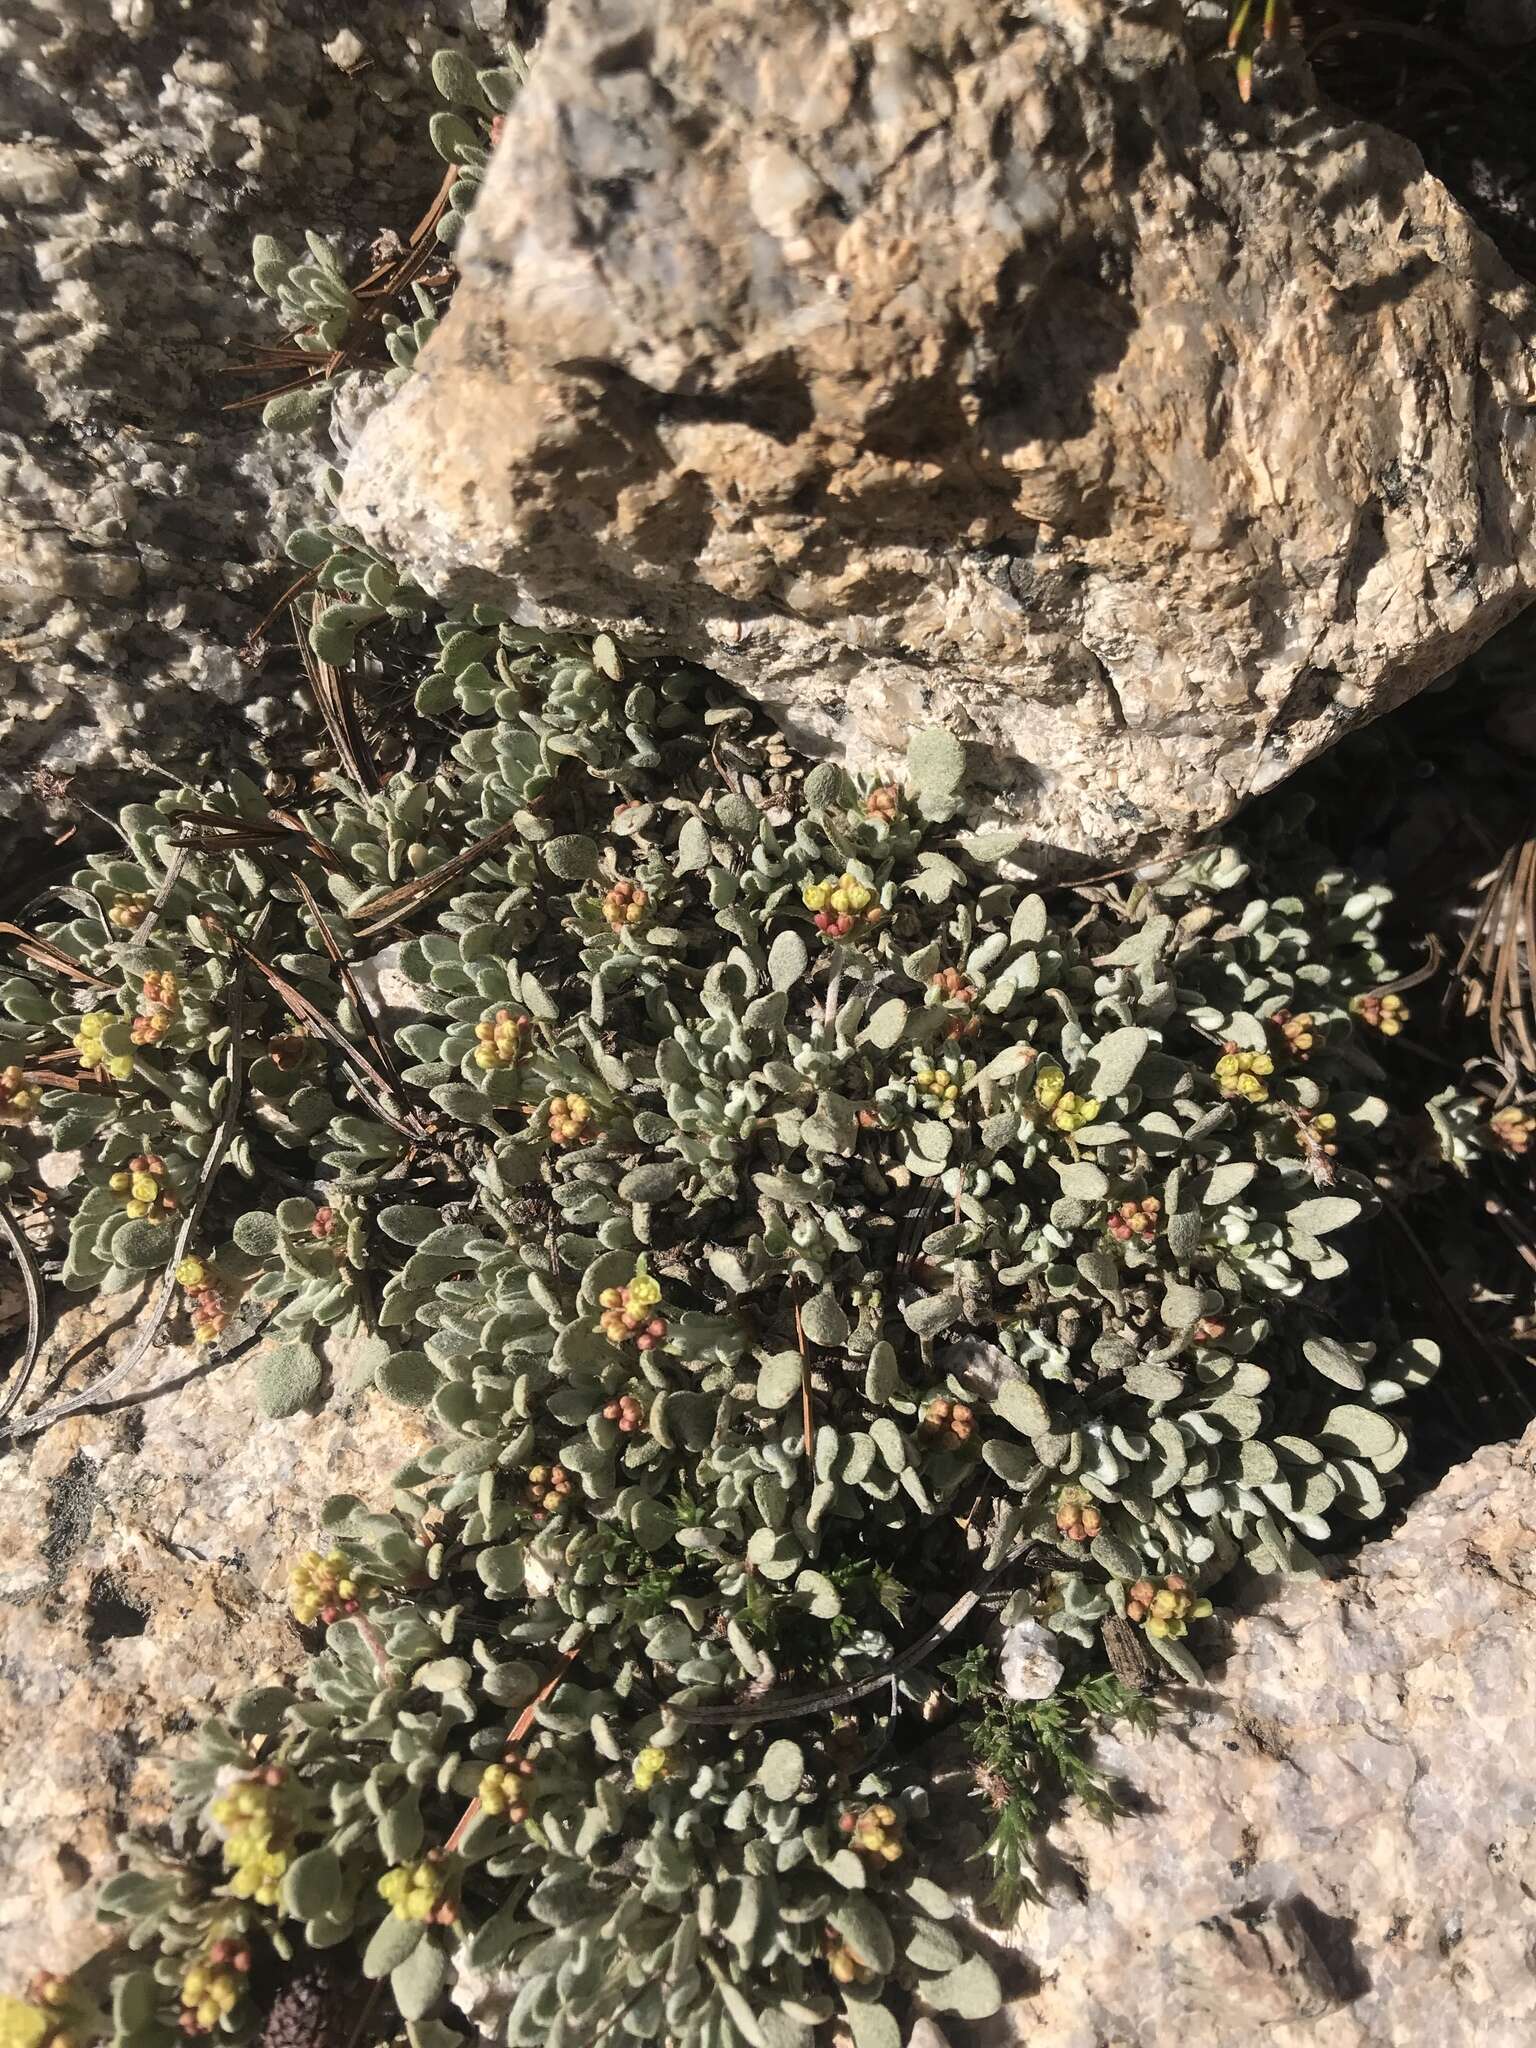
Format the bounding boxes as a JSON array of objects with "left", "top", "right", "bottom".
[
  {"left": 288, "top": 1548, "right": 373, "bottom": 1626},
  {"left": 600, "top": 879, "right": 648, "bottom": 932},
  {"left": 548, "top": 1093, "right": 595, "bottom": 1146},
  {"left": 603, "top": 1393, "right": 646, "bottom": 1433},
  {"left": 1107, "top": 1196, "right": 1160, "bottom": 1243},
  {"left": 597, "top": 1262, "right": 666, "bottom": 1350},
  {"left": 175, "top": 1256, "right": 228, "bottom": 1345},
  {"left": 1124, "top": 1572, "right": 1213, "bottom": 1639},
  {"left": 473, "top": 1006, "right": 532, "bottom": 1071},
  {"left": 838, "top": 1800, "right": 902, "bottom": 1864},
  {"left": 108, "top": 1153, "right": 176, "bottom": 1221},
  {"left": 107, "top": 892, "right": 149, "bottom": 931},
  {"left": 1490, "top": 1105, "right": 1534, "bottom": 1156},
  {"left": 1055, "top": 1489, "right": 1102, "bottom": 1543},
  {"left": 1271, "top": 1007, "right": 1317, "bottom": 1057},
  {"left": 479, "top": 1749, "right": 537, "bottom": 1822},
  {"left": 918, "top": 1397, "right": 975, "bottom": 1449},
  {"left": 800, "top": 873, "right": 882, "bottom": 941},
  {"left": 525, "top": 1464, "right": 572, "bottom": 1521},
  {"left": 177, "top": 1940, "right": 251, "bottom": 2035},
  {"left": 130, "top": 969, "right": 179, "bottom": 1046},
  {"left": 1351, "top": 991, "right": 1407, "bottom": 1037}
]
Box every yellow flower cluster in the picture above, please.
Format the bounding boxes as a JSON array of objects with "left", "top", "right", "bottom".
[
  {"left": 288, "top": 1548, "right": 369, "bottom": 1627},
  {"left": 1053, "top": 1091, "right": 1099, "bottom": 1133},
  {"left": 841, "top": 1801, "right": 902, "bottom": 1864},
  {"left": 478, "top": 1754, "right": 535, "bottom": 1821},
  {"left": 0, "top": 1065, "right": 39, "bottom": 1127},
  {"left": 107, "top": 892, "right": 149, "bottom": 931},
  {"left": 130, "top": 969, "right": 178, "bottom": 1047},
  {"left": 1214, "top": 1046, "right": 1273, "bottom": 1103},
  {"left": 178, "top": 1942, "right": 249, "bottom": 2037},
  {"left": 1491, "top": 1105, "right": 1535, "bottom": 1156},
  {"left": 0, "top": 1976, "right": 78, "bottom": 2048},
  {"left": 1124, "top": 1573, "right": 1212, "bottom": 1640},
  {"left": 801, "top": 872, "right": 882, "bottom": 941},
  {"left": 600, "top": 879, "right": 648, "bottom": 931},
  {"left": 1351, "top": 991, "right": 1408, "bottom": 1037},
  {"left": 1055, "top": 1488, "right": 1103, "bottom": 1544},
  {"left": 210, "top": 1776, "right": 291, "bottom": 1906},
  {"left": 631, "top": 1744, "right": 672, "bottom": 1792},
  {"left": 377, "top": 1859, "right": 454, "bottom": 1925},
  {"left": 472, "top": 1006, "right": 530, "bottom": 1072},
  {"left": 177, "top": 1255, "right": 229, "bottom": 1346},
  {"left": 547, "top": 1093, "right": 594, "bottom": 1146},
  {"left": 73, "top": 1011, "right": 134, "bottom": 1081},
  {"left": 597, "top": 1261, "right": 666, "bottom": 1351},
  {"left": 1034, "top": 1069, "right": 1100, "bottom": 1132},
  {"left": 107, "top": 1152, "right": 176, "bottom": 1221},
  {"left": 0, "top": 1997, "right": 51, "bottom": 2048},
  {"left": 913, "top": 1062, "right": 962, "bottom": 1108},
  {"left": 1272, "top": 1008, "right": 1316, "bottom": 1058},
  {"left": 822, "top": 1929, "right": 875, "bottom": 1987}
]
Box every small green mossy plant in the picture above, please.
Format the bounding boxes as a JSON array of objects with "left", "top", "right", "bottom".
[{"left": 944, "top": 1647, "right": 1161, "bottom": 1914}]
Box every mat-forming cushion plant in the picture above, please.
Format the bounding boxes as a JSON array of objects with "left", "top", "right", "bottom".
[{"left": 0, "top": 35, "right": 1451, "bottom": 2048}]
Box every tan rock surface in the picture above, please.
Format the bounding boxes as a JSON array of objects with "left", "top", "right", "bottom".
[
  {"left": 0, "top": 1299, "right": 422, "bottom": 1981},
  {"left": 342, "top": 0, "right": 1536, "bottom": 867}
]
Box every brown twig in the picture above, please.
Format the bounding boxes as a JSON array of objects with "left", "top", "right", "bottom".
[
  {"left": 239, "top": 568, "right": 317, "bottom": 660},
  {"left": 340, "top": 1982, "right": 384, "bottom": 2048},
  {"left": 242, "top": 946, "right": 420, "bottom": 1137},
  {"left": 1484, "top": 1194, "right": 1536, "bottom": 1277},
  {"left": 1449, "top": 841, "right": 1536, "bottom": 1079},
  {"left": 128, "top": 844, "right": 189, "bottom": 949},
  {"left": 793, "top": 1288, "right": 814, "bottom": 1466},
  {"left": 0, "top": 1204, "right": 46, "bottom": 1428},
  {"left": 1380, "top": 1192, "right": 1533, "bottom": 1412},
  {"left": 347, "top": 814, "right": 528, "bottom": 941},
  {"left": 665, "top": 1539, "right": 1062, "bottom": 1727},
  {"left": 0, "top": 923, "right": 112, "bottom": 989},
  {"left": 1360, "top": 932, "right": 1443, "bottom": 1003},
  {"left": 291, "top": 871, "right": 407, "bottom": 1096},
  {"left": 224, "top": 165, "right": 461, "bottom": 416},
  {"left": 443, "top": 1643, "right": 584, "bottom": 1852},
  {"left": 295, "top": 598, "right": 381, "bottom": 795},
  {"left": 168, "top": 805, "right": 340, "bottom": 872},
  {"left": 353, "top": 1614, "right": 396, "bottom": 1685},
  {"left": 1307, "top": 12, "right": 1501, "bottom": 79}
]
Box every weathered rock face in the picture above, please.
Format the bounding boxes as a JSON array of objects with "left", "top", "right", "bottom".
[
  {"left": 0, "top": 1297, "right": 424, "bottom": 1981},
  {"left": 951, "top": 1422, "right": 1536, "bottom": 2047},
  {"left": 0, "top": 0, "right": 517, "bottom": 841},
  {"left": 342, "top": 0, "right": 1536, "bottom": 865}
]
